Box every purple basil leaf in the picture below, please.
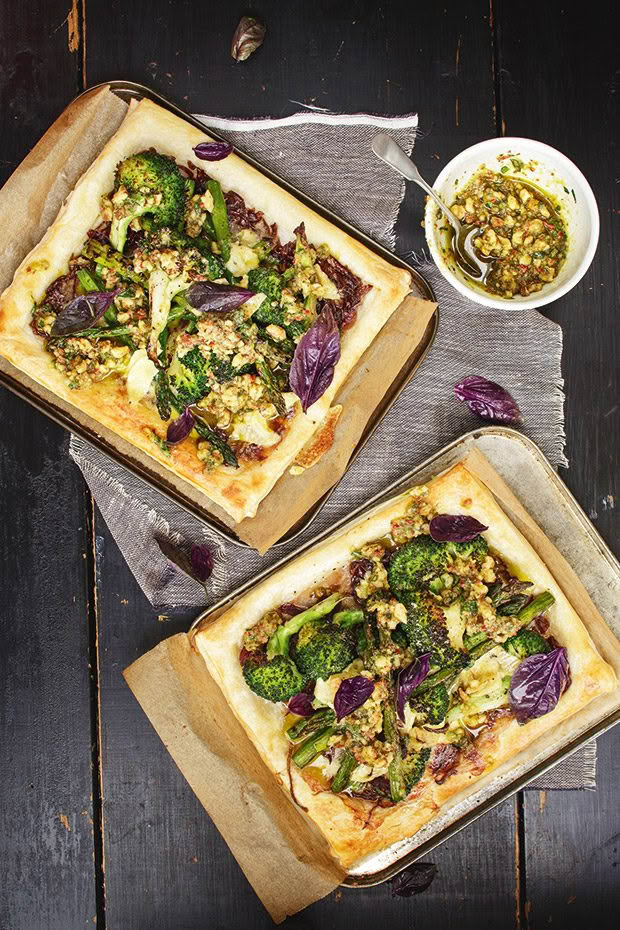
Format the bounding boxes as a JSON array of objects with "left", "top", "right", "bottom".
[
  {"left": 51, "top": 289, "right": 121, "bottom": 336},
  {"left": 391, "top": 863, "right": 438, "bottom": 898},
  {"left": 334, "top": 676, "right": 374, "bottom": 721},
  {"left": 186, "top": 281, "right": 255, "bottom": 314},
  {"left": 193, "top": 141, "right": 233, "bottom": 162},
  {"left": 288, "top": 691, "right": 314, "bottom": 717},
  {"left": 509, "top": 647, "right": 570, "bottom": 725},
  {"left": 155, "top": 536, "right": 201, "bottom": 587},
  {"left": 289, "top": 306, "right": 341, "bottom": 413},
  {"left": 231, "top": 15, "right": 266, "bottom": 62},
  {"left": 191, "top": 544, "right": 214, "bottom": 582},
  {"left": 396, "top": 654, "right": 431, "bottom": 721},
  {"left": 429, "top": 514, "right": 488, "bottom": 543},
  {"left": 280, "top": 602, "right": 305, "bottom": 617},
  {"left": 166, "top": 407, "right": 194, "bottom": 445},
  {"left": 454, "top": 375, "right": 523, "bottom": 424}
]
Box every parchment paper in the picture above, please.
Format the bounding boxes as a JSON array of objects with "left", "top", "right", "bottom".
[
  {"left": 124, "top": 448, "right": 620, "bottom": 915},
  {"left": 124, "top": 633, "right": 345, "bottom": 923},
  {"left": 0, "top": 84, "right": 436, "bottom": 551}
]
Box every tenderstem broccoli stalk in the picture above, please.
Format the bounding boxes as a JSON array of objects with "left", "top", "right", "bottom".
[
  {"left": 266, "top": 593, "right": 343, "bottom": 660},
  {"left": 514, "top": 591, "right": 555, "bottom": 624},
  {"left": 333, "top": 608, "right": 365, "bottom": 628},
  {"left": 410, "top": 662, "right": 465, "bottom": 698},
  {"left": 206, "top": 180, "right": 231, "bottom": 262},
  {"left": 88, "top": 240, "right": 146, "bottom": 286},
  {"left": 255, "top": 359, "right": 286, "bottom": 415},
  {"left": 384, "top": 696, "right": 406, "bottom": 802},
  {"left": 292, "top": 725, "right": 336, "bottom": 768},
  {"left": 286, "top": 708, "right": 336, "bottom": 742},
  {"left": 331, "top": 750, "right": 357, "bottom": 793}
]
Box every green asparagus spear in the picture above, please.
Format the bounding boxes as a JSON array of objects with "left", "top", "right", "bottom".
[
  {"left": 292, "top": 725, "right": 336, "bottom": 768},
  {"left": 331, "top": 750, "right": 357, "bottom": 793},
  {"left": 206, "top": 180, "right": 231, "bottom": 262}
]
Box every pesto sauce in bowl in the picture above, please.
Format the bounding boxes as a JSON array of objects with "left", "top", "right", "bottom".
[{"left": 444, "top": 170, "right": 568, "bottom": 299}]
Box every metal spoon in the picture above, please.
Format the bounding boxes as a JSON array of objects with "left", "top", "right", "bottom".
[{"left": 371, "top": 132, "right": 493, "bottom": 280}]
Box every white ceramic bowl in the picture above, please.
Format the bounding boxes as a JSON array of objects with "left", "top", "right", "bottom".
[{"left": 424, "top": 137, "right": 599, "bottom": 309}]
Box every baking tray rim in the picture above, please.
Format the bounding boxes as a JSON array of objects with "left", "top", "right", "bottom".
[
  {"left": 189, "top": 424, "right": 620, "bottom": 887},
  {"left": 0, "top": 78, "right": 438, "bottom": 550}
]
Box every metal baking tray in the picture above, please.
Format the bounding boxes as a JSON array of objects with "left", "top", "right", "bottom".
[
  {"left": 190, "top": 426, "right": 620, "bottom": 886},
  {"left": 0, "top": 80, "right": 437, "bottom": 549}
]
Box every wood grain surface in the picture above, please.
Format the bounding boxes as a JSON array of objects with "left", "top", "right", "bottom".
[{"left": 0, "top": 1, "right": 617, "bottom": 928}]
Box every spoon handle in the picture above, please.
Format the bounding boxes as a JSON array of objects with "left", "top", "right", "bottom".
[{"left": 371, "top": 132, "right": 462, "bottom": 229}]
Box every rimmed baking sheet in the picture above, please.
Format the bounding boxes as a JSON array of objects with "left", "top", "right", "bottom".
[
  {"left": 0, "top": 80, "right": 438, "bottom": 549},
  {"left": 190, "top": 426, "right": 620, "bottom": 884}
]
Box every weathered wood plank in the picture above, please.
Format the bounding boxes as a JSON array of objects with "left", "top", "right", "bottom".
[
  {"left": 495, "top": 1, "right": 620, "bottom": 926},
  {"left": 0, "top": 4, "right": 98, "bottom": 929}
]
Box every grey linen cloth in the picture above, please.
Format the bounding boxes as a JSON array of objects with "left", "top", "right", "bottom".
[{"left": 69, "top": 110, "right": 592, "bottom": 789}]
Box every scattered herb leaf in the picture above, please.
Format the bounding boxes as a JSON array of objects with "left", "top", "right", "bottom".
[
  {"left": 334, "top": 676, "right": 374, "bottom": 720},
  {"left": 454, "top": 375, "right": 523, "bottom": 425},
  {"left": 186, "top": 281, "right": 255, "bottom": 314},
  {"left": 167, "top": 407, "right": 195, "bottom": 445},
  {"left": 51, "top": 289, "right": 121, "bottom": 336},
  {"left": 289, "top": 306, "right": 341, "bottom": 412},
  {"left": 155, "top": 536, "right": 213, "bottom": 590},
  {"left": 429, "top": 514, "right": 488, "bottom": 543},
  {"left": 231, "top": 16, "right": 266, "bottom": 62},
  {"left": 191, "top": 544, "right": 214, "bottom": 582},
  {"left": 509, "top": 647, "right": 570, "bottom": 724},
  {"left": 396, "top": 654, "right": 431, "bottom": 721},
  {"left": 288, "top": 691, "right": 314, "bottom": 717},
  {"left": 193, "top": 141, "right": 233, "bottom": 162},
  {"left": 391, "top": 863, "right": 438, "bottom": 897}
]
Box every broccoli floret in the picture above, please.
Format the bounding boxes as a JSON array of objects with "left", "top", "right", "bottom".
[
  {"left": 242, "top": 594, "right": 343, "bottom": 704},
  {"left": 167, "top": 346, "right": 211, "bottom": 406},
  {"left": 388, "top": 535, "right": 488, "bottom": 606},
  {"left": 286, "top": 318, "right": 312, "bottom": 343},
  {"left": 247, "top": 267, "right": 282, "bottom": 309},
  {"left": 292, "top": 724, "right": 337, "bottom": 768},
  {"left": 247, "top": 268, "right": 290, "bottom": 330},
  {"left": 246, "top": 268, "right": 314, "bottom": 344},
  {"left": 151, "top": 227, "right": 226, "bottom": 279},
  {"left": 411, "top": 683, "right": 450, "bottom": 725},
  {"left": 503, "top": 629, "right": 551, "bottom": 660},
  {"left": 293, "top": 621, "right": 356, "bottom": 680},
  {"left": 388, "top": 537, "right": 452, "bottom": 605},
  {"left": 242, "top": 655, "right": 307, "bottom": 703},
  {"left": 205, "top": 350, "right": 253, "bottom": 384},
  {"left": 402, "top": 747, "right": 431, "bottom": 794},
  {"left": 404, "top": 596, "right": 460, "bottom": 668},
  {"left": 110, "top": 151, "right": 185, "bottom": 253}
]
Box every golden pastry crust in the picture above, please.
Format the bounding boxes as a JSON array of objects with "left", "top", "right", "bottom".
[
  {"left": 294, "top": 405, "right": 343, "bottom": 469},
  {"left": 0, "top": 98, "right": 412, "bottom": 523},
  {"left": 193, "top": 463, "right": 617, "bottom": 869}
]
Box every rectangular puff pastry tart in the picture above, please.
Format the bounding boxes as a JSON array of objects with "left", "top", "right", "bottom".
[
  {"left": 194, "top": 463, "right": 616, "bottom": 869},
  {"left": 0, "top": 99, "right": 411, "bottom": 522}
]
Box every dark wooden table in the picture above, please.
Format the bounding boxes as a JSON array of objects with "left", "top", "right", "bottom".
[{"left": 1, "top": 2, "right": 618, "bottom": 928}]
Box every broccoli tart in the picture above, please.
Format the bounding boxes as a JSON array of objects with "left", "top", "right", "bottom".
[
  {"left": 0, "top": 98, "right": 412, "bottom": 523},
  {"left": 194, "top": 463, "right": 616, "bottom": 870}
]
